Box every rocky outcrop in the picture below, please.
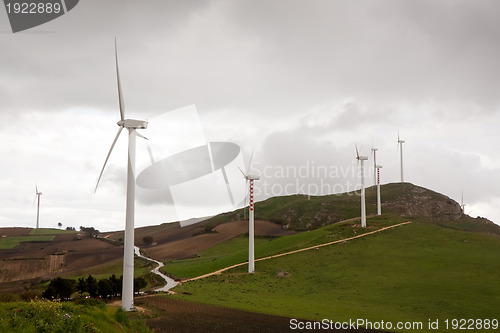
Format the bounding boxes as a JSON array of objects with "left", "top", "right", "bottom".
[{"left": 381, "top": 183, "right": 463, "bottom": 221}]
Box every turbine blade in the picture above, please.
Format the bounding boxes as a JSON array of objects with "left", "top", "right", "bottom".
[
  {"left": 95, "top": 126, "right": 123, "bottom": 193},
  {"left": 245, "top": 179, "right": 249, "bottom": 206},
  {"left": 115, "top": 39, "right": 125, "bottom": 121},
  {"left": 147, "top": 145, "right": 155, "bottom": 164},
  {"left": 238, "top": 166, "right": 246, "bottom": 177},
  {"left": 244, "top": 179, "right": 249, "bottom": 219},
  {"left": 136, "top": 131, "right": 148, "bottom": 140},
  {"left": 355, "top": 144, "right": 359, "bottom": 159},
  {"left": 247, "top": 148, "right": 255, "bottom": 174}
]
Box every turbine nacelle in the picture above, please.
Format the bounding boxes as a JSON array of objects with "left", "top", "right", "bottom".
[
  {"left": 356, "top": 156, "right": 368, "bottom": 161},
  {"left": 246, "top": 175, "right": 260, "bottom": 181},
  {"left": 117, "top": 119, "right": 148, "bottom": 129},
  {"left": 375, "top": 164, "right": 383, "bottom": 169},
  {"left": 397, "top": 132, "right": 405, "bottom": 144}
]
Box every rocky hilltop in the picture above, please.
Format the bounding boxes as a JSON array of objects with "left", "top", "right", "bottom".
[
  {"left": 207, "top": 182, "right": 496, "bottom": 232},
  {"left": 375, "top": 182, "right": 463, "bottom": 221}
]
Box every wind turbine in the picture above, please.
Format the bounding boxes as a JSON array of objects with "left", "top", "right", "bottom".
[
  {"left": 376, "top": 165, "right": 383, "bottom": 215},
  {"left": 239, "top": 152, "right": 259, "bottom": 273},
  {"left": 95, "top": 40, "right": 148, "bottom": 312},
  {"left": 356, "top": 146, "right": 368, "bottom": 228},
  {"left": 371, "top": 146, "right": 378, "bottom": 186},
  {"left": 397, "top": 133, "right": 405, "bottom": 183},
  {"left": 34, "top": 185, "right": 42, "bottom": 229},
  {"left": 461, "top": 192, "right": 466, "bottom": 215}
]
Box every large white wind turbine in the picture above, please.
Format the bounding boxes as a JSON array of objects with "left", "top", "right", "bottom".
[
  {"left": 34, "top": 185, "right": 42, "bottom": 229},
  {"left": 356, "top": 146, "right": 368, "bottom": 228},
  {"left": 239, "top": 152, "right": 259, "bottom": 273},
  {"left": 376, "top": 165, "right": 382, "bottom": 215},
  {"left": 95, "top": 40, "right": 148, "bottom": 312},
  {"left": 397, "top": 133, "right": 405, "bottom": 183}
]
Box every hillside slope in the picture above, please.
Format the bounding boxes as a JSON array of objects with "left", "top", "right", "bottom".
[
  {"left": 1, "top": 182, "right": 498, "bottom": 295},
  {"left": 204, "top": 182, "right": 498, "bottom": 232},
  {"left": 171, "top": 219, "right": 500, "bottom": 333}
]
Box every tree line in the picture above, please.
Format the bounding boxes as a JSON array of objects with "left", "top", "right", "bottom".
[{"left": 42, "top": 274, "right": 147, "bottom": 300}]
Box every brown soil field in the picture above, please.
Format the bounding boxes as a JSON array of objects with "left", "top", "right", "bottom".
[
  {"left": 135, "top": 295, "right": 389, "bottom": 333},
  {"left": 214, "top": 220, "right": 293, "bottom": 237},
  {"left": 0, "top": 228, "right": 31, "bottom": 237},
  {"left": 0, "top": 219, "right": 292, "bottom": 292},
  {"left": 141, "top": 220, "right": 294, "bottom": 261},
  {"left": 104, "top": 222, "right": 206, "bottom": 246},
  {"left": 0, "top": 256, "right": 64, "bottom": 283},
  {"left": 0, "top": 230, "right": 123, "bottom": 290}
]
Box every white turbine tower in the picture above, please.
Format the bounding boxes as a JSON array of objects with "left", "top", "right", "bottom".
[
  {"left": 376, "top": 165, "right": 383, "bottom": 215},
  {"left": 239, "top": 152, "right": 259, "bottom": 273},
  {"left": 95, "top": 40, "right": 148, "bottom": 312},
  {"left": 397, "top": 133, "right": 405, "bottom": 183},
  {"left": 34, "top": 185, "right": 42, "bottom": 229},
  {"left": 356, "top": 146, "right": 368, "bottom": 228},
  {"left": 371, "top": 147, "right": 378, "bottom": 186},
  {"left": 461, "top": 192, "right": 466, "bottom": 215}
]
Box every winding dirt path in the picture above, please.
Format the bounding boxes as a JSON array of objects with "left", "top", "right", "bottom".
[{"left": 183, "top": 221, "right": 412, "bottom": 282}]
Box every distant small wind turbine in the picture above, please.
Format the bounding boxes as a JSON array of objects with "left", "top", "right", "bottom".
[
  {"left": 34, "top": 185, "right": 42, "bottom": 229},
  {"left": 376, "top": 165, "right": 383, "bottom": 215},
  {"left": 371, "top": 146, "right": 378, "bottom": 186},
  {"left": 95, "top": 40, "right": 148, "bottom": 312},
  {"left": 461, "top": 192, "right": 466, "bottom": 215},
  {"left": 397, "top": 133, "right": 405, "bottom": 183},
  {"left": 356, "top": 146, "right": 368, "bottom": 228},
  {"left": 239, "top": 151, "right": 259, "bottom": 273}
]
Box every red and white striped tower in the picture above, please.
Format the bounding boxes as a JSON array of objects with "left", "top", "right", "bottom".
[
  {"left": 376, "top": 165, "right": 383, "bottom": 215},
  {"left": 248, "top": 175, "right": 259, "bottom": 273}
]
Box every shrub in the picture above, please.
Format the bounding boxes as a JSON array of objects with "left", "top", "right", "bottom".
[
  {"left": 20, "top": 290, "right": 42, "bottom": 301},
  {"left": 0, "top": 293, "right": 19, "bottom": 302},
  {"left": 115, "top": 308, "right": 130, "bottom": 327},
  {"left": 143, "top": 236, "right": 154, "bottom": 246},
  {"left": 73, "top": 297, "right": 106, "bottom": 309}
]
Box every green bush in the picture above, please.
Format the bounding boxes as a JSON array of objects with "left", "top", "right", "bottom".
[
  {"left": 73, "top": 297, "right": 106, "bottom": 309},
  {"left": 5, "top": 299, "right": 95, "bottom": 333},
  {"left": 115, "top": 308, "right": 130, "bottom": 327},
  {"left": 0, "top": 294, "right": 19, "bottom": 302}
]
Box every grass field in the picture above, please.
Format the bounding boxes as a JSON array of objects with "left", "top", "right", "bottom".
[
  {"left": 170, "top": 220, "right": 500, "bottom": 333},
  {"left": 0, "top": 227, "right": 77, "bottom": 249},
  {"left": 163, "top": 214, "right": 408, "bottom": 279},
  {"left": 30, "top": 228, "right": 78, "bottom": 235},
  {"left": 0, "top": 235, "right": 55, "bottom": 249}
]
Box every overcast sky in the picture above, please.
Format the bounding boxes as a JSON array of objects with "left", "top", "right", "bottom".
[{"left": 1, "top": 0, "right": 499, "bottom": 231}]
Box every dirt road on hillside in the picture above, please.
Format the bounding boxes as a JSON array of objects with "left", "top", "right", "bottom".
[{"left": 183, "top": 221, "right": 412, "bottom": 282}]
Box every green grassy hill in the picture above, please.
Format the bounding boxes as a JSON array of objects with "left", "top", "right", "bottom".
[
  {"left": 158, "top": 183, "right": 500, "bottom": 332},
  {"left": 204, "top": 182, "right": 492, "bottom": 232},
  {"left": 1, "top": 183, "right": 499, "bottom": 332},
  {"left": 169, "top": 218, "right": 500, "bottom": 332}
]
